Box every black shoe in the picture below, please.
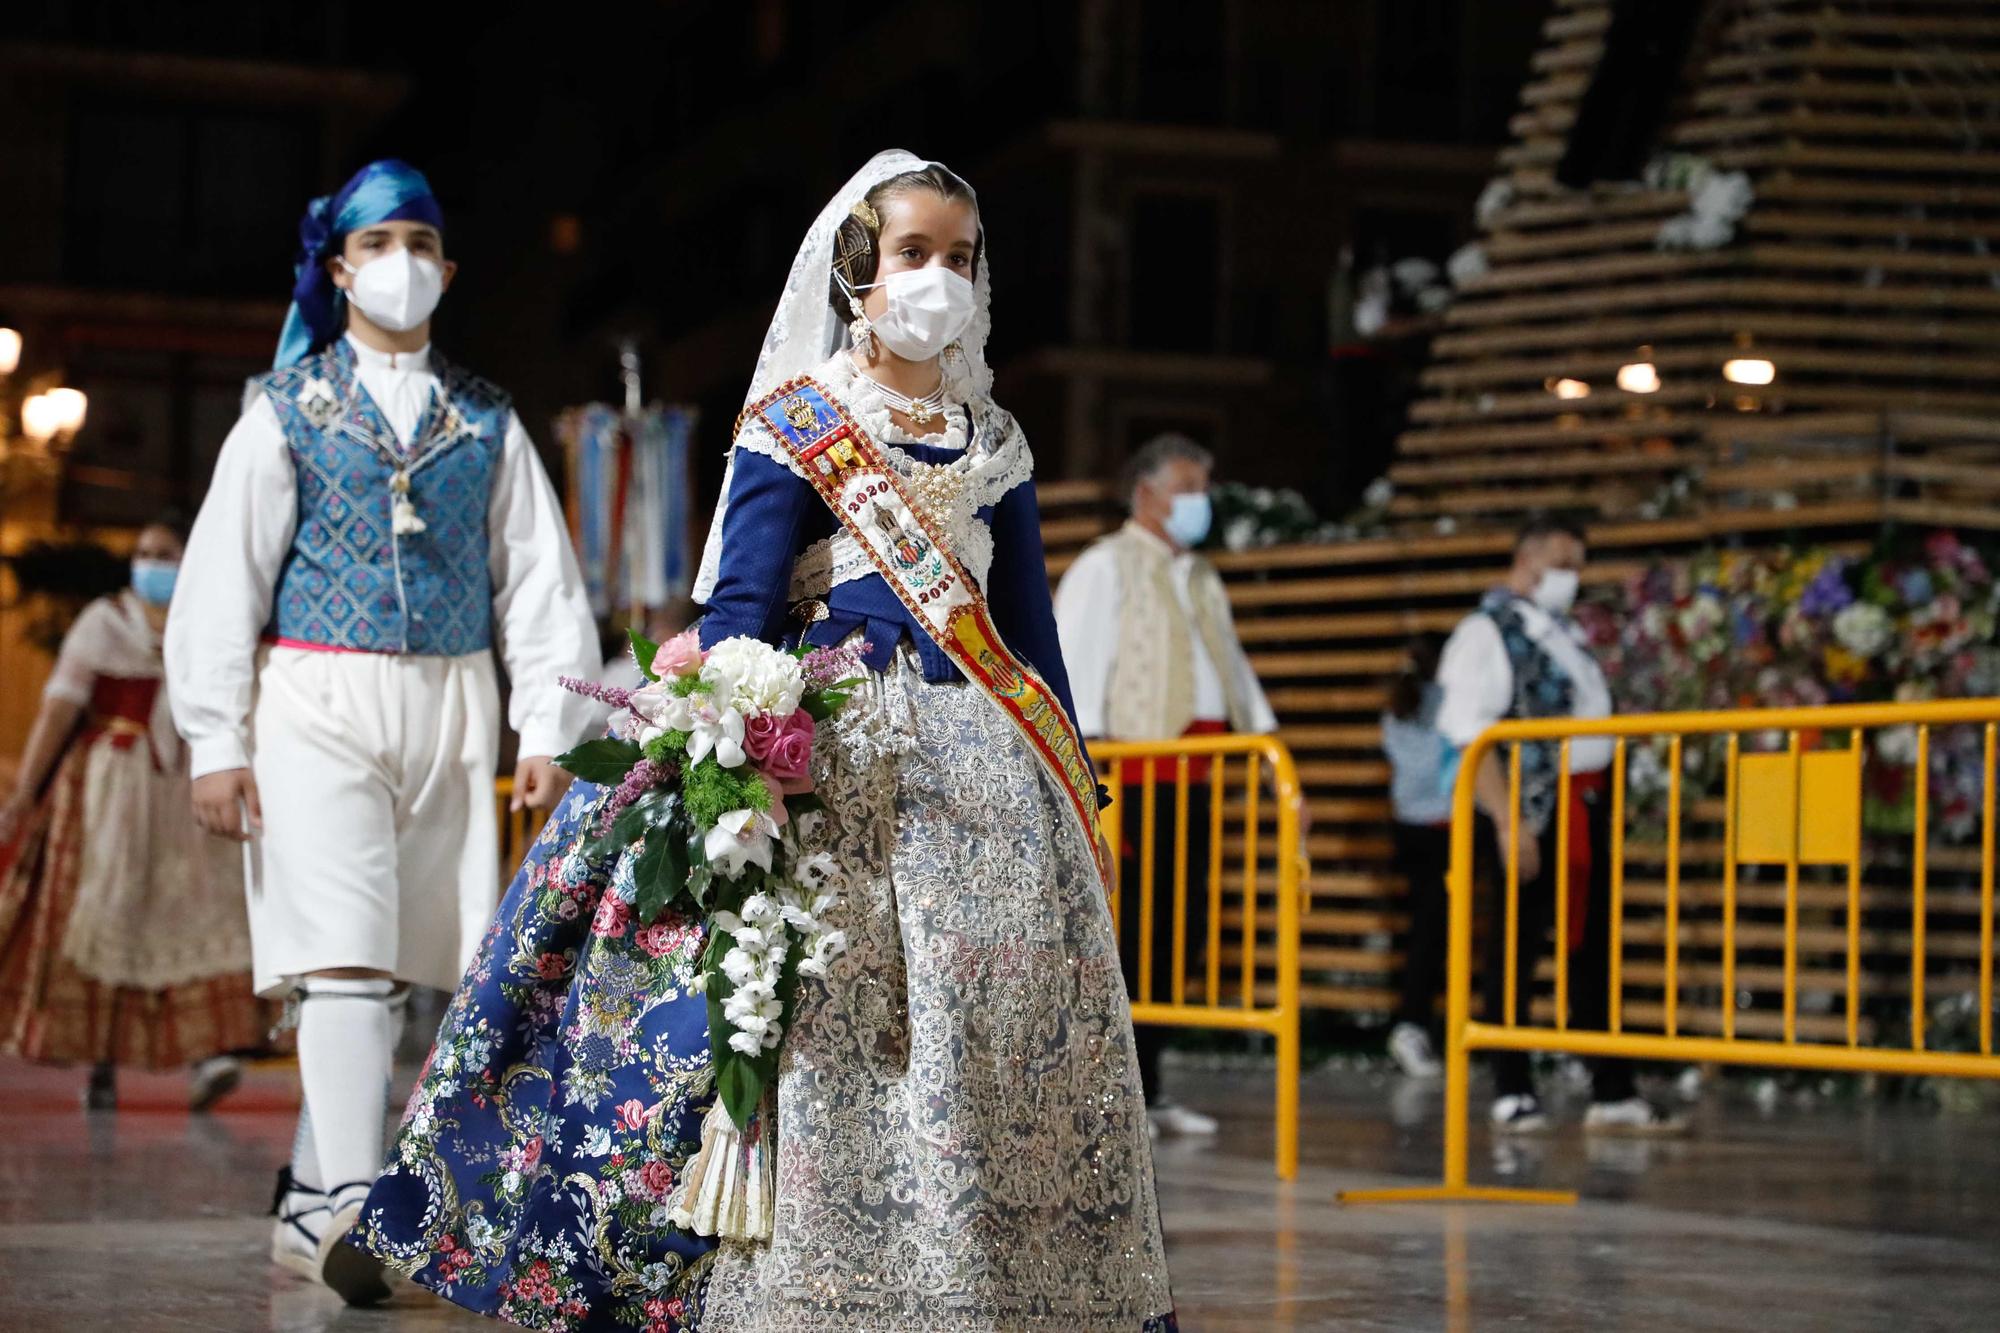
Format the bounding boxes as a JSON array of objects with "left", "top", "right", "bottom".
[
  {"left": 82, "top": 1064, "right": 116, "bottom": 1111},
  {"left": 317, "top": 1182, "right": 391, "bottom": 1306}
]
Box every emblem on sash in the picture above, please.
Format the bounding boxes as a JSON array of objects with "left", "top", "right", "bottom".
[{"left": 744, "top": 376, "right": 1111, "bottom": 888}]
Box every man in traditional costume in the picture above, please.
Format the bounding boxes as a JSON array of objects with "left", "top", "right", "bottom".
[
  {"left": 165, "top": 159, "right": 603, "bottom": 1303},
  {"left": 1054, "top": 433, "right": 1279, "bottom": 1137}
]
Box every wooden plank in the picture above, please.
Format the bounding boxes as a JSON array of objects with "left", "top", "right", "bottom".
[
  {"left": 1483, "top": 216, "right": 1673, "bottom": 263},
  {"left": 1399, "top": 414, "right": 1708, "bottom": 454},
  {"left": 1757, "top": 175, "right": 2000, "bottom": 210},
  {"left": 1703, "top": 457, "right": 1877, "bottom": 492},
  {"left": 1531, "top": 39, "right": 1603, "bottom": 75},
  {"left": 1424, "top": 340, "right": 2000, "bottom": 392},
  {"left": 1295, "top": 762, "right": 1391, "bottom": 788},
  {"left": 1435, "top": 310, "right": 2000, "bottom": 359},
  {"left": 1543, "top": 8, "right": 1609, "bottom": 41},
  {"left": 1726, "top": 10, "right": 2000, "bottom": 42},
  {"left": 1719, "top": 143, "right": 2000, "bottom": 177},
  {"left": 1226, "top": 560, "right": 1645, "bottom": 611},
  {"left": 1264, "top": 685, "right": 1391, "bottom": 712},
  {"left": 1037, "top": 477, "right": 1112, "bottom": 506},
  {"left": 1519, "top": 72, "right": 1589, "bottom": 107},
  {"left": 1753, "top": 203, "right": 2000, "bottom": 250},
  {"left": 1458, "top": 247, "right": 1729, "bottom": 296},
  {"left": 1677, "top": 110, "right": 2000, "bottom": 147},
  {"left": 1707, "top": 47, "right": 2000, "bottom": 79},
  {"left": 1449, "top": 275, "right": 2000, "bottom": 328},
  {"left": 1886, "top": 498, "right": 2000, "bottom": 532},
  {"left": 1483, "top": 189, "right": 1686, "bottom": 233},
  {"left": 1277, "top": 723, "right": 1384, "bottom": 751},
  {"left": 1389, "top": 483, "right": 1640, "bottom": 518},
  {"left": 1245, "top": 648, "right": 1407, "bottom": 678},
  {"left": 1234, "top": 608, "right": 1463, "bottom": 644},
  {"left": 1391, "top": 447, "right": 1702, "bottom": 485},
  {"left": 1696, "top": 78, "right": 2000, "bottom": 111},
  {"left": 1410, "top": 386, "right": 1715, "bottom": 425}
]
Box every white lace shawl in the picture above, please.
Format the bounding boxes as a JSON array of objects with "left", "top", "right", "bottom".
[{"left": 694, "top": 148, "right": 1001, "bottom": 604}]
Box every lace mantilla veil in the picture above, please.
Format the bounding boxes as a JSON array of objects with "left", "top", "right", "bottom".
[{"left": 692, "top": 149, "right": 994, "bottom": 603}]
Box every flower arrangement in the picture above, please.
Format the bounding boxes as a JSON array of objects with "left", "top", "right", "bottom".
[
  {"left": 1577, "top": 531, "right": 2000, "bottom": 839},
  {"left": 554, "top": 629, "right": 866, "bottom": 1238}
]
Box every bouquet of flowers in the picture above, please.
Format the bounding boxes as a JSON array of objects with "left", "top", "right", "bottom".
[
  {"left": 555, "top": 628, "right": 866, "bottom": 1239},
  {"left": 1580, "top": 530, "right": 2000, "bottom": 840}
]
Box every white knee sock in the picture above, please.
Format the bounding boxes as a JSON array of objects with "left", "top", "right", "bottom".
[
  {"left": 289, "top": 1104, "right": 321, "bottom": 1193},
  {"left": 296, "top": 977, "right": 397, "bottom": 1206}
]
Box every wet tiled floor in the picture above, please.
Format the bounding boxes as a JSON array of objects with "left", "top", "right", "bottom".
[{"left": 2, "top": 1054, "right": 1994, "bottom": 1330}]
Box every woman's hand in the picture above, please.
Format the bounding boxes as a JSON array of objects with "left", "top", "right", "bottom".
[
  {"left": 192, "top": 769, "right": 262, "bottom": 842},
  {"left": 512, "top": 756, "right": 573, "bottom": 812}
]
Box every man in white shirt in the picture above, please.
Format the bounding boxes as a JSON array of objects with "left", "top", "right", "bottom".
[
  {"left": 1435, "top": 515, "right": 1681, "bottom": 1136},
  {"left": 165, "top": 160, "right": 604, "bottom": 1301},
  {"left": 1055, "top": 434, "right": 1278, "bottom": 1137}
]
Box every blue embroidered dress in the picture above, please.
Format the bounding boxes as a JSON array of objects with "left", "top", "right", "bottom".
[
  {"left": 357, "top": 781, "right": 717, "bottom": 1331},
  {"left": 688, "top": 354, "right": 1176, "bottom": 1331}
]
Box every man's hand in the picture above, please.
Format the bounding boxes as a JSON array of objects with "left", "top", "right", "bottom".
[
  {"left": 1511, "top": 828, "right": 1542, "bottom": 885},
  {"left": 512, "top": 756, "right": 572, "bottom": 812},
  {"left": 193, "top": 769, "right": 262, "bottom": 842}
]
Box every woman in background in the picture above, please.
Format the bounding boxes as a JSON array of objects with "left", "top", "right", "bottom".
[
  {"left": 0, "top": 516, "right": 263, "bottom": 1109},
  {"left": 1382, "top": 631, "right": 1450, "bottom": 1078}
]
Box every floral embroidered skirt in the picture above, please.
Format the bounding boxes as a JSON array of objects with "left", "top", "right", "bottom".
[
  {"left": 0, "top": 733, "right": 268, "bottom": 1070},
  {"left": 699, "top": 652, "right": 1177, "bottom": 1332},
  {"left": 355, "top": 778, "right": 718, "bottom": 1332},
  {"left": 358, "top": 650, "right": 1175, "bottom": 1333}
]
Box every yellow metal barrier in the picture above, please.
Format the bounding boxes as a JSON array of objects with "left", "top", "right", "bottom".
[
  {"left": 1344, "top": 698, "right": 2000, "bottom": 1206},
  {"left": 1091, "top": 733, "right": 1307, "bottom": 1180},
  {"left": 494, "top": 744, "right": 1309, "bottom": 1177}
]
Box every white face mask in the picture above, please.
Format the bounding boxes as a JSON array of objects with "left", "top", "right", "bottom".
[
  {"left": 338, "top": 249, "right": 444, "bottom": 332},
  {"left": 1163, "top": 491, "right": 1212, "bottom": 548},
  {"left": 848, "top": 267, "right": 976, "bottom": 361},
  {"left": 1532, "top": 567, "right": 1580, "bottom": 615}
]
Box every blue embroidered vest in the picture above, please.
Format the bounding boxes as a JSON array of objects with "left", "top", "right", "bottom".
[
  {"left": 1480, "top": 589, "right": 1578, "bottom": 832},
  {"left": 252, "top": 340, "right": 509, "bottom": 655}
]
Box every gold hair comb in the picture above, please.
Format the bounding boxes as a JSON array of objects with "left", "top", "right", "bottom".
[{"left": 850, "top": 200, "right": 881, "bottom": 231}]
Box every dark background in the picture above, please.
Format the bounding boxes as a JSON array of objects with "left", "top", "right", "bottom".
[{"left": 0, "top": 0, "right": 1550, "bottom": 526}]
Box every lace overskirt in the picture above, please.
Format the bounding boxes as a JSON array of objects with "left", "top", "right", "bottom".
[{"left": 702, "top": 653, "right": 1177, "bottom": 1332}]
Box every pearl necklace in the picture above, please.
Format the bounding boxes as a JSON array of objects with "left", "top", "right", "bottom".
[{"left": 868, "top": 375, "right": 950, "bottom": 427}]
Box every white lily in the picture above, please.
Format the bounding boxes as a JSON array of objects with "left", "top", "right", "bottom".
[{"left": 727, "top": 1030, "right": 764, "bottom": 1056}]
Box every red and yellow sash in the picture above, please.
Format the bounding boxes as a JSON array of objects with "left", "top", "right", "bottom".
[{"left": 744, "top": 376, "right": 1111, "bottom": 887}]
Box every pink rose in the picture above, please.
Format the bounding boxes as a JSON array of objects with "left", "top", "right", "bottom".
[
  {"left": 615, "top": 1099, "right": 648, "bottom": 1132},
  {"left": 655, "top": 629, "right": 703, "bottom": 677},
  {"left": 592, "top": 894, "right": 632, "bottom": 938},
  {"left": 637, "top": 1160, "right": 675, "bottom": 1200},
  {"left": 634, "top": 922, "right": 682, "bottom": 958},
  {"left": 744, "top": 710, "right": 815, "bottom": 794}
]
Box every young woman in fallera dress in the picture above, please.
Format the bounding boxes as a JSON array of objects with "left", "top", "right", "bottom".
[{"left": 357, "top": 150, "right": 1177, "bottom": 1332}]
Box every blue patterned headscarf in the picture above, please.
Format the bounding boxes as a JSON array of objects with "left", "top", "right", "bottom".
[{"left": 274, "top": 159, "right": 445, "bottom": 367}]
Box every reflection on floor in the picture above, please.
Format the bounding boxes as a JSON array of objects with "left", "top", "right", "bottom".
[{"left": 2, "top": 1053, "right": 1995, "bottom": 1331}]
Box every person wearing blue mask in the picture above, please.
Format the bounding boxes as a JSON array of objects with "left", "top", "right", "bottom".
[
  {"left": 1054, "top": 432, "right": 1280, "bottom": 1137},
  {"left": 163, "top": 159, "right": 604, "bottom": 1303},
  {"left": 0, "top": 514, "right": 264, "bottom": 1117}
]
